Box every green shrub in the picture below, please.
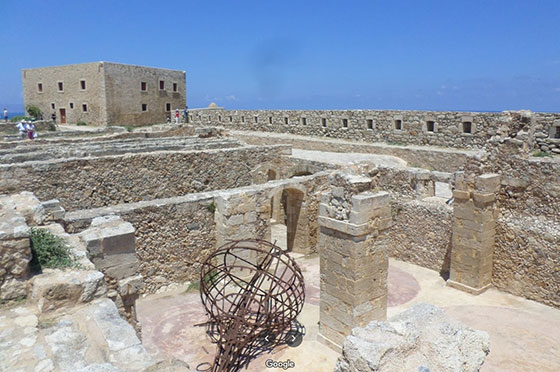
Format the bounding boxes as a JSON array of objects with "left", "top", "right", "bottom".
[
  {"left": 10, "top": 115, "right": 32, "bottom": 123},
  {"left": 48, "top": 122, "right": 57, "bottom": 131},
  {"left": 76, "top": 121, "right": 87, "bottom": 126},
  {"left": 532, "top": 150, "right": 552, "bottom": 158},
  {"left": 30, "top": 228, "right": 75, "bottom": 271},
  {"left": 124, "top": 125, "right": 135, "bottom": 132},
  {"left": 186, "top": 270, "right": 219, "bottom": 293},
  {"left": 207, "top": 202, "right": 216, "bottom": 213},
  {"left": 26, "top": 105, "right": 42, "bottom": 120}
]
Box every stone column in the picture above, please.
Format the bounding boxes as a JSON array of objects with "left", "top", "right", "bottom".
[
  {"left": 447, "top": 173, "right": 500, "bottom": 294},
  {"left": 318, "top": 188, "right": 392, "bottom": 352}
]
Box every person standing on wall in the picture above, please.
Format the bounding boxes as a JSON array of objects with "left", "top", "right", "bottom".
[
  {"left": 183, "top": 106, "right": 188, "bottom": 123},
  {"left": 51, "top": 112, "right": 56, "bottom": 124},
  {"left": 175, "top": 109, "right": 180, "bottom": 124},
  {"left": 3, "top": 108, "right": 7, "bottom": 122}
]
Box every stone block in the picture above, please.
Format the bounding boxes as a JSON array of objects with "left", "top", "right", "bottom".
[
  {"left": 475, "top": 173, "right": 501, "bottom": 193},
  {"left": 472, "top": 192, "right": 495, "bottom": 205},
  {"left": 79, "top": 217, "right": 135, "bottom": 259},
  {"left": 332, "top": 186, "right": 345, "bottom": 199},
  {"left": 452, "top": 190, "right": 470, "bottom": 201},
  {"left": 118, "top": 274, "right": 144, "bottom": 296}
]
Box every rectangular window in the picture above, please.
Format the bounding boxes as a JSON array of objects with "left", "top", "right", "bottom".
[
  {"left": 394, "top": 119, "right": 402, "bottom": 130},
  {"left": 254, "top": 116, "right": 258, "bottom": 123},
  {"left": 69, "top": 102, "right": 74, "bottom": 109},
  {"left": 166, "top": 103, "right": 171, "bottom": 111},
  {"left": 51, "top": 103, "right": 55, "bottom": 109},
  {"left": 426, "top": 121, "right": 435, "bottom": 132},
  {"left": 229, "top": 116, "right": 233, "bottom": 122},
  {"left": 555, "top": 126, "right": 560, "bottom": 139},
  {"left": 57, "top": 82, "right": 64, "bottom": 92},
  {"left": 80, "top": 80, "right": 86, "bottom": 90},
  {"left": 367, "top": 119, "right": 373, "bottom": 129},
  {"left": 269, "top": 117, "right": 273, "bottom": 124},
  {"left": 159, "top": 80, "right": 165, "bottom": 90},
  {"left": 37, "top": 83, "right": 43, "bottom": 93},
  {"left": 462, "top": 121, "right": 472, "bottom": 133},
  {"left": 173, "top": 83, "right": 177, "bottom": 92},
  {"left": 241, "top": 116, "right": 245, "bottom": 122},
  {"left": 302, "top": 117, "right": 307, "bottom": 125},
  {"left": 141, "top": 82, "right": 147, "bottom": 91},
  {"left": 322, "top": 118, "right": 327, "bottom": 127},
  {"left": 82, "top": 104, "right": 88, "bottom": 112},
  {"left": 142, "top": 104, "right": 147, "bottom": 112},
  {"left": 284, "top": 117, "right": 289, "bottom": 125},
  {"left": 342, "top": 118, "right": 348, "bottom": 128},
  {"left": 218, "top": 115, "right": 222, "bottom": 122}
]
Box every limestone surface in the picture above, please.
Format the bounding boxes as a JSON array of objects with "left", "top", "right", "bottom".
[{"left": 334, "top": 303, "right": 490, "bottom": 372}]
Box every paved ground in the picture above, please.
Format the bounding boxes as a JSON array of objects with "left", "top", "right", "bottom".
[
  {"left": 137, "top": 256, "right": 560, "bottom": 372},
  {"left": 291, "top": 149, "right": 409, "bottom": 168}
]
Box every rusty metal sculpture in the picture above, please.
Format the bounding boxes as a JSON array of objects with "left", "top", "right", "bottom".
[{"left": 198, "top": 239, "right": 305, "bottom": 372}]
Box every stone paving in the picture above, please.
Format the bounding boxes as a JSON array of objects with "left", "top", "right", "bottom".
[{"left": 137, "top": 256, "right": 560, "bottom": 372}]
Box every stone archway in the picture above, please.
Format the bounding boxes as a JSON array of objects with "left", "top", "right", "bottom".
[{"left": 271, "top": 187, "right": 309, "bottom": 254}]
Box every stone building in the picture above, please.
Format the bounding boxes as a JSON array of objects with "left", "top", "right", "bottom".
[{"left": 22, "top": 62, "right": 186, "bottom": 126}]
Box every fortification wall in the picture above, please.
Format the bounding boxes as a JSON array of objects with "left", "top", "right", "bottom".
[
  {"left": 0, "top": 145, "right": 291, "bottom": 211},
  {"left": 190, "top": 108, "right": 560, "bottom": 152}
]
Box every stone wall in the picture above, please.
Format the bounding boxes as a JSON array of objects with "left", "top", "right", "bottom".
[
  {"left": 0, "top": 144, "right": 291, "bottom": 211},
  {"left": 191, "top": 108, "right": 560, "bottom": 152},
  {"left": 22, "top": 62, "right": 107, "bottom": 125},
  {"left": 103, "top": 62, "right": 186, "bottom": 126}
]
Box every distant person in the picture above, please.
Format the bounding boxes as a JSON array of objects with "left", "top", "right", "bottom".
[
  {"left": 16, "top": 121, "right": 26, "bottom": 139},
  {"left": 175, "top": 109, "right": 180, "bottom": 124},
  {"left": 3, "top": 108, "right": 7, "bottom": 122},
  {"left": 25, "top": 122, "right": 35, "bottom": 140},
  {"left": 166, "top": 114, "right": 171, "bottom": 123},
  {"left": 39, "top": 112, "right": 44, "bottom": 120},
  {"left": 51, "top": 112, "right": 56, "bottom": 124},
  {"left": 183, "top": 107, "right": 188, "bottom": 123}
]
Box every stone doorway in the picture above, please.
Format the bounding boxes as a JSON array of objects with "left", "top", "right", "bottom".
[{"left": 271, "top": 188, "right": 307, "bottom": 254}]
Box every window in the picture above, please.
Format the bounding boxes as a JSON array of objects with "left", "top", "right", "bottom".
[
  {"left": 229, "top": 116, "right": 233, "bottom": 122},
  {"left": 302, "top": 117, "right": 307, "bottom": 125},
  {"left": 367, "top": 119, "right": 373, "bottom": 130},
  {"left": 142, "top": 104, "right": 147, "bottom": 112},
  {"left": 241, "top": 116, "right": 245, "bottom": 123},
  {"left": 37, "top": 83, "right": 43, "bottom": 93},
  {"left": 166, "top": 103, "right": 171, "bottom": 111},
  {"left": 462, "top": 121, "right": 472, "bottom": 134},
  {"left": 82, "top": 104, "right": 88, "bottom": 112},
  {"left": 159, "top": 80, "right": 165, "bottom": 90},
  {"left": 69, "top": 102, "right": 74, "bottom": 109},
  {"left": 555, "top": 126, "right": 560, "bottom": 139},
  {"left": 57, "top": 82, "right": 64, "bottom": 92},
  {"left": 218, "top": 115, "right": 222, "bottom": 122},
  {"left": 173, "top": 83, "right": 177, "bottom": 92},
  {"left": 254, "top": 116, "right": 258, "bottom": 123},
  {"left": 269, "top": 117, "right": 273, "bottom": 124},
  {"left": 322, "top": 118, "right": 327, "bottom": 127},
  {"left": 141, "top": 82, "right": 147, "bottom": 91},
  {"left": 51, "top": 103, "right": 55, "bottom": 109},
  {"left": 284, "top": 117, "right": 289, "bottom": 125},
  {"left": 426, "top": 120, "right": 435, "bottom": 132},
  {"left": 394, "top": 119, "right": 402, "bottom": 130},
  {"left": 342, "top": 118, "right": 348, "bottom": 128},
  {"left": 80, "top": 80, "right": 86, "bottom": 90}
]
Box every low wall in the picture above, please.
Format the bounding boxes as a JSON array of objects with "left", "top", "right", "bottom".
[
  {"left": 0, "top": 144, "right": 291, "bottom": 211},
  {"left": 230, "top": 130, "right": 476, "bottom": 173},
  {"left": 190, "top": 108, "right": 560, "bottom": 152}
]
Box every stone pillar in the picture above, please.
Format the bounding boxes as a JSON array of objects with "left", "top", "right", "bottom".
[
  {"left": 447, "top": 173, "right": 500, "bottom": 294},
  {"left": 318, "top": 187, "right": 392, "bottom": 352}
]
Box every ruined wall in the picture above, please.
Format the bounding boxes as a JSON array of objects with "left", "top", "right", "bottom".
[
  {"left": 103, "top": 62, "right": 186, "bottom": 126},
  {"left": 22, "top": 62, "right": 107, "bottom": 125},
  {"left": 230, "top": 131, "right": 475, "bottom": 173},
  {"left": 191, "top": 108, "right": 560, "bottom": 151},
  {"left": 0, "top": 145, "right": 291, "bottom": 211}
]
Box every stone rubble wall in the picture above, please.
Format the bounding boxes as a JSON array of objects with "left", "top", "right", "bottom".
[
  {"left": 0, "top": 144, "right": 291, "bottom": 211},
  {"left": 64, "top": 174, "right": 330, "bottom": 292},
  {"left": 190, "top": 108, "right": 560, "bottom": 152}
]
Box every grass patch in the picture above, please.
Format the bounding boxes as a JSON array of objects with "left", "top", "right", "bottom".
[
  {"left": 124, "top": 125, "right": 135, "bottom": 132},
  {"left": 76, "top": 121, "right": 87, "bottom": 126},
  {"left": 532, "top": 150, "right": 552, "bottom": 158},
  {"left": 207, "top": 202, "right": 216, "bottom": 213},
  {"left": 30, "top": 228, "right": 76, "bottom": 272},
  {"left": 185, "top": 271, "right": 219, "bottom": 293}
]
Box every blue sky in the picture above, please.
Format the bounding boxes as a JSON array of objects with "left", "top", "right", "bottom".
[{"left": 1, "top": 0, "right": 559, "bottom": 112}]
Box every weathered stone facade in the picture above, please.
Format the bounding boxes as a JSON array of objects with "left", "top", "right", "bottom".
[{"left": 22, "top": 62, "right": 186, "bottom": 126}]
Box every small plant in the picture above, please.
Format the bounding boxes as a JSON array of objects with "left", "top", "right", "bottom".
[
  {"left": 124, "top": 125, "right": 135, "bottom": 132},
  {"left": 0, "top": 295, "right": 26, "bottom": 309},
  {"left": 207, "top": 202, "right": 216, "bottom": 213},
  {"left": 48, "top": 122, "right": 57, "bottom": 131},
  {"left": 30, "top": 228, "right": 75, "bottom": 271},
  {"left": 26, "top": 105, "right": 42, "bottom": 120},
  {"left": 76, "top": 121, "right": 87, "bottom": 126},
  {"left": 10, "top": 115, "right": 32, "bottom": 123},
  {"left": 186, "top": 270, "right": 219, "bottom": 293},
  {"left": 532, "top": 150, "right": 552, "bottom": 158}
]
